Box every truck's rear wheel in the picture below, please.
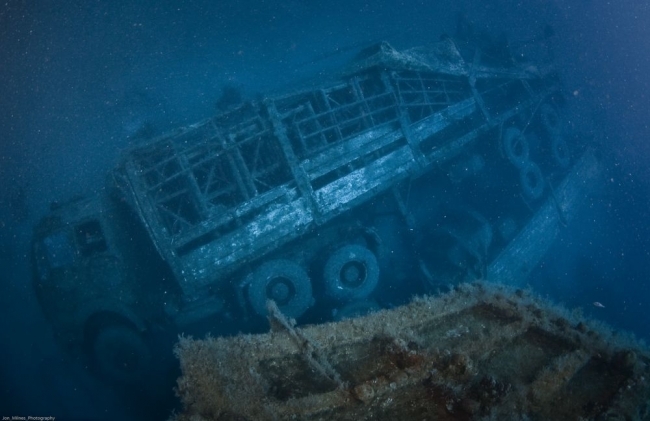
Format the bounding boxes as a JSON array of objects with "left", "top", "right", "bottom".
[
  {"left": 418, "top": 207, "right": 492, "bottom": 290},
  {"left": 502, "top": 127, "right": 530, "bottom": 168},
  {"left": 324, "top": 244, "right": 380, "bottom": 301},
  {"left": 247, "top": 260, "right": 314, "bottom": 319},
  {"left": 91, "top": 324, "right": 152, "bottom": 386},
  {"left": 540, "top": 103, "right": 562, "bottom": 136},
  {"left": 551, "top": 134, "right": 571, "bottom": 168},
  {"left": 519, "top": 161, "right": 545, "bottom": 200}
]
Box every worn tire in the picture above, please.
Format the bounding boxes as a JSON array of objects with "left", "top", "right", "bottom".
[
  {"left": 503, "top": 127, "right": 530, "bottom": 168},
  {"left": 551, "top": 134, "right": 570, "bottom": 168},
  {"left": 540, "top": 103, "right": 562, "bottom": 136},
  {"left": 519, "top": 161, "right": 545, "bottom": 200},
  {"left": 92, "top": 325, "right": 152, "bottom": 385},
  {"left": 324, "top": 245, "right": 380, "bottom": 302},
  {"left": 247, "top": 260, "right": 313, "bottom": 319}
]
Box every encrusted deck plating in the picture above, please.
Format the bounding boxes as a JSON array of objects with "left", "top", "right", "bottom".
[{"left": 171, "top": 283, "right": 650, "bottom": 420}]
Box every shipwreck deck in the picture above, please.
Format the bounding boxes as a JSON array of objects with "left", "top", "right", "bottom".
[{"left": 171, "top": 283, "right": 650, "bottom": 420}]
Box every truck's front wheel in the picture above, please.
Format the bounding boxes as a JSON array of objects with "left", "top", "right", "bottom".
[
  {"left": 91, "top": 324, "right": 152, "bottom": 386},
  {"left": 246, "top": 260, "right": 314, "bottom": 319}
]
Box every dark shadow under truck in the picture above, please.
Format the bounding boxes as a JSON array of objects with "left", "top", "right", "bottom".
[{"left": 31, "top": 38, "right": 600, "bottom": 387}]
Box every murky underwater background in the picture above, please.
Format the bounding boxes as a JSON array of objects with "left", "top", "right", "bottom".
[{"left": 1, "top": 0, "right": 649, "bottom": 419}]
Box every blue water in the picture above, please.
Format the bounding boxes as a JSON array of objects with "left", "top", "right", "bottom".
[{"left": 1, "top": 1, "right": 649, "bottom": 419}]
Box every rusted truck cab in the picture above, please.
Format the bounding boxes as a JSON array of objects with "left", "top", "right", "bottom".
[{"left": 31, "top": 191, "right": 178, "bottom": 384}]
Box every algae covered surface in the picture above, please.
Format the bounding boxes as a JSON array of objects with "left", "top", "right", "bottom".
[{"left": 171, "top": 283, "right": 650, "bottom": 421}]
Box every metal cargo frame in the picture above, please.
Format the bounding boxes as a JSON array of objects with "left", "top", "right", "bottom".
[{"left": 118, "top": 44, "right": 558, "bottom": 299}]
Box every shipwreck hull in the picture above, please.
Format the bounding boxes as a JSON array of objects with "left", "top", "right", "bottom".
[{"left": 172, "top": 283, "right": 650, "bottom": 420}]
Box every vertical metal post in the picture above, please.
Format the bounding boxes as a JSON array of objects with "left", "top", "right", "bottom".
[
  {"left": 264, "top": 99, "right": 322, "bottom": 222},
  {"left": 381, "top": 72, "right": 427, "bottom": 169}
]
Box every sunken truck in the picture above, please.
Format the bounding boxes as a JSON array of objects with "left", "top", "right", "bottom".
[{"left": 31, "top": 38, "right": 600, "bottom": 385}]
